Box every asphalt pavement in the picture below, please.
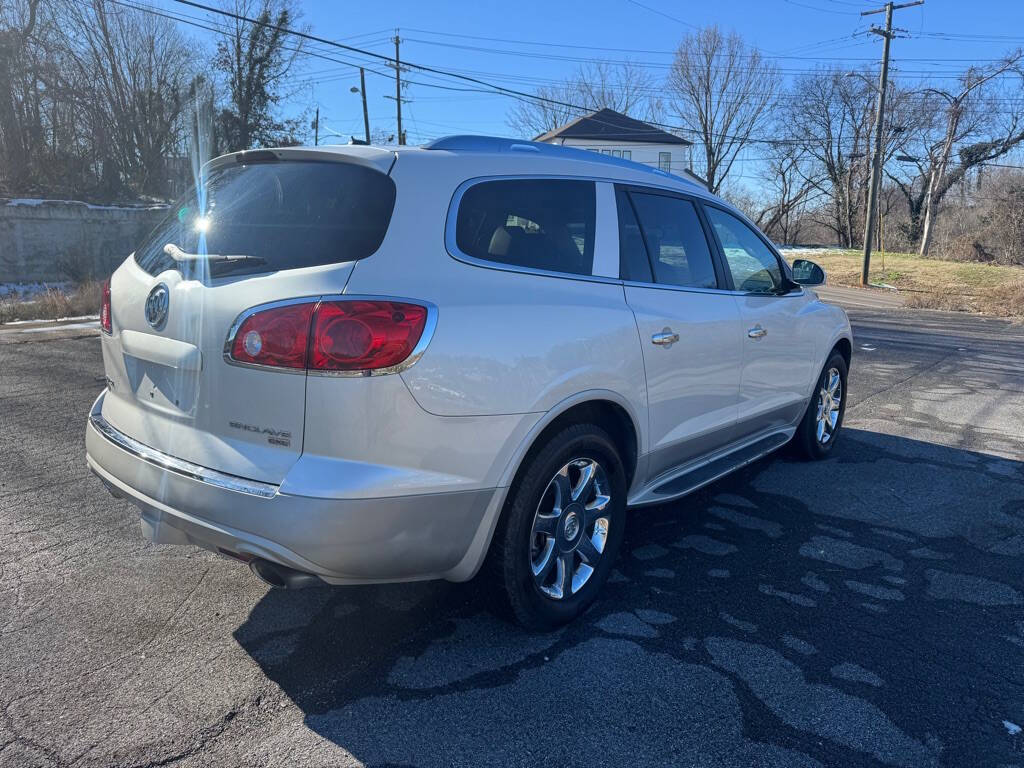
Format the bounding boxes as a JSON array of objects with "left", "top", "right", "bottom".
[{"left": 1, "top": 306, "right": 1023, "bottom": 767}]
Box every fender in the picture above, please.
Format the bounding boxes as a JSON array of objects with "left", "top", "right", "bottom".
[
  {"left": 805, "top": 303, "right": 854, "bottom": 398},
  {"left": 494, "top": 388, "right": 647, "bottom": 489},
  {"left": 442, "top": 388, "right": 647, "bottom": 583}
]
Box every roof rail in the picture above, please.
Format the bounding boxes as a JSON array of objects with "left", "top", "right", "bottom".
[{"left": 422, "top": 135, "right": 695, "bottom": 185}]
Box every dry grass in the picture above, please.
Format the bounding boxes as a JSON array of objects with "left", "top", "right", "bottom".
[
  {"left": 785, "top": 249, "right": 1024, "bottom": 319},
  {"left": 986, "top": 280, "right": 1024, "bottom": 317},
  {"left": 0, "top": 281, "right": 103, "bottom": 325}
]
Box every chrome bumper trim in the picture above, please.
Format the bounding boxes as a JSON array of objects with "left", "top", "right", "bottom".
[{"left": 89, "top": 394, "right": 279, "bottom": 499}]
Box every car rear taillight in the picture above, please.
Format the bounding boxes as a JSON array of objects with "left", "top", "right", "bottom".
[
  {"left": 230, "top": 302, "right": 315, "bottom": 369},
  {"left": 226, "top": 299, "right": 430, "bottom": 374},
  {"left": 100, "top": 279, "right": 112, "bottom": 334},
  {"left": 310, "top": 301, "right": 428, "bottom": 372}
]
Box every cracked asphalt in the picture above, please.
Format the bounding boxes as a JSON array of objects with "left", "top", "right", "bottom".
[{"left": 1, "top": 307, "right": 1023, "bottom": 767}]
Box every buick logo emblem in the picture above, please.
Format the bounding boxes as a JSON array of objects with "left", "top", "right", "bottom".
[{"left": 145, "top": 284, "right": 169, "bottom": 330}]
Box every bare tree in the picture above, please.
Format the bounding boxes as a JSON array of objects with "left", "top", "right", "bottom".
[
  {"left": 0, "top": 0, "right": 308, "bottom": 201},
  {"left": 506, "top": 60, "right": 662, "bottom": 137},
  {"left": 666, "top": 26, "right": 780, "bottom": 195},
  {"left": 0, "top": 0, "right": 42, "bottom": 192},
  {"left": 786, "top": 69, "right": 873, "bottom": 247},
  {"left": 785, "top": 68, "right": 920, "bottom": 248},
  {"left": 923, "top": 167, "right": 1024, "bottom": 265},
  {"left": 66, "top": 1, "right": 195, "bottom": 198},
  {"left": 886, "top": 55, "right": 1024, "bottom": 253},
  {"left": 979, "top": 170, "right": 1024, "bottom": 265},
  {"left": 214, "top": 0, "right": 306, "bottom": 152},
  {"left": 753, "top": 143, "right": 822, "bottom": 244},
  {"left": 915, "top": 53, "right": 1024, "bottom": 257}
]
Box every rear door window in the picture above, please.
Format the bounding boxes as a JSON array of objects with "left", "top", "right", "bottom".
[
  {"left": 628, "top": 192, "right": 718, "bottom": 289},
  {"left": 454, "top": 179, "right": 596, "bottom": 276},
  {"left": 134, "top": 161, "right": 396, "bottom": 278}
]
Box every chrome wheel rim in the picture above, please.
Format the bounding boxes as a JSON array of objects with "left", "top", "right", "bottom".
[
  {"left": 816, "top": 367, "right": 842, "bottom": 445},
  {"left": 530, "top": 458, "right": 611, "bottom": 600}
]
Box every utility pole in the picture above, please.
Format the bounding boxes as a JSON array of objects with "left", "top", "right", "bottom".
[
  {"left": 359, "top": 67, "right": 370, "bottom": 144},
  {"left": 860, "top": 0, "right": 922, "bottom": 286},
  {"left": 393, "top": 31, "right": 404, "bottom": 145},
  {"left": 313, "top": 105, "right": 319, "bottom": 146}
]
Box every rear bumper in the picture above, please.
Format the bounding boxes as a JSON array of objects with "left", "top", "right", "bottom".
[{"left": 86, "top": 392, "right": 503, "bottom": 584}]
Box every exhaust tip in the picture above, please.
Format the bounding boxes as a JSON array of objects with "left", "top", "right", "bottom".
[{"left": 249, "top": 558, "right": 324, "bottom": 590}]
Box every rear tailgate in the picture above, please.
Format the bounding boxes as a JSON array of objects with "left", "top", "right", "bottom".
[{"left": 98, "top": 148, "right": 396, "bottom": 484}]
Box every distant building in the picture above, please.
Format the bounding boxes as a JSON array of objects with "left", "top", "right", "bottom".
[{"left": 534, "top": 108, "right": 705, "bottom": 187}]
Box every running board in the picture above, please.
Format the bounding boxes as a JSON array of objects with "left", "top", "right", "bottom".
[{"left": 628, "top": 432, "right": 791, "bottom": 507}]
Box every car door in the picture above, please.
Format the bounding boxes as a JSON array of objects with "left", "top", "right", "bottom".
[
  {"left": 701, "top": 204, "right": 818, "bottom": 439},
  {"left": 618, "top": 186, "right": 744, "bottom": 482}
]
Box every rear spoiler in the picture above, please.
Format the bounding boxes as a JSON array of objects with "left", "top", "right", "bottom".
[{"left": 202, "top": 145, "right": 398, "bottom": 177}]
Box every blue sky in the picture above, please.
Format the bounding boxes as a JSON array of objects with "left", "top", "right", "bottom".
[
  {"left": 279, "top": 0, "right": 1024, "bottom": 143},
  {"left": 158, "top": 0, "right": 1024, "bottom": 178}
]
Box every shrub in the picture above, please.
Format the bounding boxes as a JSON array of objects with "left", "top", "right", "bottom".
[{"left": 0, "top": 280, "right": 103, "bottom": 324}]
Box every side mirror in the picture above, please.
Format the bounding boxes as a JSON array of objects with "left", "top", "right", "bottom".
[{"left": 791, "top": 258, "right": 826, "bottom": 286}]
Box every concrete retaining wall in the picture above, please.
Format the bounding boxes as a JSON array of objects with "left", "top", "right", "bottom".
[{"left": 0, "top": 199, "right": 168, "bottom": 282}]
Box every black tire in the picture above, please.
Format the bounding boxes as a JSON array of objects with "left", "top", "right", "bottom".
[
  {"left": 488, "top": 423, "right": 627, "bottom": 630},
  {"left": 793, "top": 351, "right": 848, "bottom": 460}
]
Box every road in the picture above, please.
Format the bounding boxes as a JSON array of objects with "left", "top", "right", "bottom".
[{"left": 1, "top": 307, "right": 1023, "bottom": 767}]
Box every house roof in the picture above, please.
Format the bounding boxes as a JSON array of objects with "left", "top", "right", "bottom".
[{"left": 534, "top": 108, "right": 692, "bottom": 146}]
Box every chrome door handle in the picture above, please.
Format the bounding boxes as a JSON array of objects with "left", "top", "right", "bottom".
[
  {"left": 748, "top": 325, "right": 767, "bottom": 339},
  {"left": 651, "top": 329, "right": 680, "bottom": 346}
]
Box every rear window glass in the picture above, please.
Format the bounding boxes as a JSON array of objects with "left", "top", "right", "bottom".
[
  {"left": 454, "top": 179, "right": 595, "bottom": 276},
  {"left": 134, "top": 161, "right": 396, "bottom": 278}
]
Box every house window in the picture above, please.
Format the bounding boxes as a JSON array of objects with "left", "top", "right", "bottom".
[
  {"left": 658, "top": 152, "right": 672, "bottom": 172},
  {"left": 612, "top": 150, "right": 622, "bottom": 158},
  {"left": 622, "top": 150, "right": 631, "bottom": 160}
]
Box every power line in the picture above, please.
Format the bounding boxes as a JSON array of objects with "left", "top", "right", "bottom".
[
  {"left": 103, "top": 0, "right": 1024, "bottom": 153},
  {"left": 624, "top": 0, "right": 700, "bottom": 29},
  {"left": 782, "top": 0, "right": 864, "bottom": 16},
  {"left": 163, "top": 0, "right": 801, "bottom": 146},
  {"left": 402, "top": 27, "right": 1015, "bottom": 63}
]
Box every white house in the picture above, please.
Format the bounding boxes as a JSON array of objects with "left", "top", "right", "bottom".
[{"left": 534, "top": 108, "right": 705, "bottom": 187}]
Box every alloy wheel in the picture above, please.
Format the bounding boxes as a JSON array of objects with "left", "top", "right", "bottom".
[
  {"left": 529, "top": 458, "right": 611, "bottom": 600},
  {"left": 816, "top": 366, "right": 842, "bottom": 444}
]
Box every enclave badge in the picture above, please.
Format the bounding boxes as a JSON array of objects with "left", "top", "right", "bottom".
[
  {"left": 145, "top": 283, "right": 169, "bottom": 330},
  {"left": 229, "top": 420, "right": 292, "bottom": 447}
]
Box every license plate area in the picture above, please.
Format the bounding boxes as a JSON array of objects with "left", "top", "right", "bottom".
[{"left": 124, "top": 356, "right": 199, "bottom": 415}]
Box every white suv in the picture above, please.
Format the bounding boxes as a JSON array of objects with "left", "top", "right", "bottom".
[{"left": 86, "top": 137, "right": 851, "bottom": 628}]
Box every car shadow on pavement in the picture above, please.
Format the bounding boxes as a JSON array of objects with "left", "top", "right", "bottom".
[{"left": 234, "top": 428, "right": 1024, "bottom": 767}]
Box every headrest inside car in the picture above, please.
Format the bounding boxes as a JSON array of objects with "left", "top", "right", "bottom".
[{"left": 488, "top": 226, "right": 513, "bottom": 257}]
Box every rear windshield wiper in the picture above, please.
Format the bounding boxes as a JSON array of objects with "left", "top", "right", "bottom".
[{"left": 163, "top": 243, "right": 268, "bottom": 275}]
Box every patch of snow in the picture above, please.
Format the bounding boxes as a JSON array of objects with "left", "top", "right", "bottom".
[
  {"left": 779, "top": 246, "right": 844, "bottom": 254},
  {"left": 3, "top": 314, "right": 98, "bottom": 325},
  {"left": 18, "top": 320, "right": 98, "bottom": 333},
  {"left": 3, "top": 197, "right": 168, "bottom": 211},
  {"left": 0, "top": 281, "right": 73, "bottom": 298}
]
